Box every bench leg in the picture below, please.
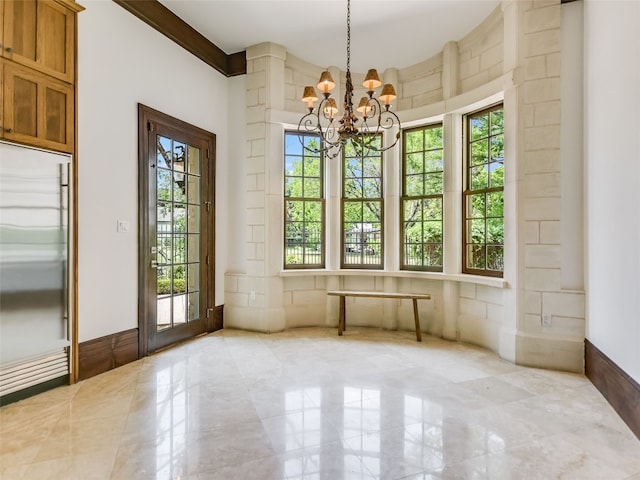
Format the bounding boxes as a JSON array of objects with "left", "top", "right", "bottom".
[
  {"left": 412, "top": 298, "right": 422, "bottom": 342},
  {"left": 338, "top": 295, "right": 345, "bottom": 336}
]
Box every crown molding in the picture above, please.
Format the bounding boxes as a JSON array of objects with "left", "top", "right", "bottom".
[{"left": 113, "top": 0, "right": 246, "bottom": 77}]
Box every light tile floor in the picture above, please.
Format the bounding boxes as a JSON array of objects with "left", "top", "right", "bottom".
[{"left": 1, "top": 327, "right": 639, "bottom": 479}]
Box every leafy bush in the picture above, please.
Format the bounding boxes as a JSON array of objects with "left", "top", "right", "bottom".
[{"left": 157, "top": 278, "right": 186, "bottom": 294}]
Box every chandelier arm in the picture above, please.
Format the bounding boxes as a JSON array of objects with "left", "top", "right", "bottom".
[{"left": 297, "top": 0, "right": 401, "bottom": 158}]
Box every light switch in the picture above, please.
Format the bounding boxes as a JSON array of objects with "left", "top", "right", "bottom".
[{"left": 117, "top": 220, "right": 130, "bottom": 233}]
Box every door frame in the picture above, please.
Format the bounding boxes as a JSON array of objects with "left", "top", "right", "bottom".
[{"left": 137, "top": 104, "right": 216, "bottom": 356}]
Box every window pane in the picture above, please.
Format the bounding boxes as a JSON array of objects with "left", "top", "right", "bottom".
[
  {"left": 487, "top": 245, "right": 504, "bottom": 271},
  {"left": 487, "top": 191, "right": 504, "bottom": 217},
  {"left": 305, "top": 157, "right": 321, "bottom": 178},
  {"left": 471, "top": 114, "right": 489, "bottom": 141},
  {"left": 173, "top": 172, "right": 186, "bottom": 203},
  {"left": 425, "top": 150, "right": 443, "bottom": 172},
  {"left": 471, "top": 165, "right": 489, "bottom": 190},
  {"left": 405, "top": 130, "right": 424, "bottom": 152},
  {"left": 487, "top": 217, "right": 504, "bottom": 244},
  {"left": 426, "top": 126, "right": 443, "bottom": 148},
  {"left": 187, "top": 174, "right": 199, "bottom": 204},
  {"left": 345, "top": 157, "right": 362, "bottom": 177},
  {"left": 363, "top": 178, "right": 381, "bottom": 198},
  {"left": 187, "top": 145, "right": 200, "bottom": 175},
  {"left": 187, "top": 234, "right": 199, "bottom": 263},
  {"left": 342, "top": 136, "right": 383, "bottom": 268},
  {"left": 468, "top": 193, "right": 486, "bottom": 218},
  {"left": 490, "top": 135, "right": 504, "bottom": 161},
  {"left": 173, "top": 204, "right": 186, "bottom": 232},
  {"left": 467, "top": 219, "right": 486, "bottom": 243},
  {"left": 467, "top": 244, "right": 487, "bottom": 269},
  {"left": 424, "top": 221, "right": 443, "bottom": 242},
  {"left": 187, "top": 264, "right": 199, "bottom": 292},
  {"left": 406, "top": 153, "right": 424, "bottom": 174},
  {"left": 424, "top": 172, "right": 443, "bottom": 195},
  {"left": 173, "top": 235, "right": 186, "bottom": 263},
  {"left": 404, "top": 199, "right": 421, "bottom": 221},
  {"left": 157, "top": 169, "right": 171, "bottom": 201},
  {"left": 424, "top": 197, "right": 443, "bottom": 218},
  {"left": 490, "top": 162, "right": 505, "bottom": 187},
  {"left": 284, "top": 132, "right": 325, "bottom": 268},
  {"left": 303, "top": 178, "right": 321, "bottom": 198},
  {"left": 344, "top": 178, "right": 363, "bottom": 198},
  {"left": 188, "top": 292, "right": 200, "bottom": 321},
  {"left": 157, "top": 136, "right": 171, "bottom": 168},
  {"left": 363, "top": 202, "right": 382, "bottom": 222},
  {"left": 186, "top": 205, "right": 199, "bottom": 234},
  {"left": 406, "top": 175, "right": 424, "bottom": 197},
  {"left": 401, "top": 124, "right": 444, "bottom": 271},
  {"left": 464, "top": 105, "right": 504, "bottom": 276},
  {"left": 490, "top": 109, "right": 504, "bottom": 135},
  {"left": 471, "top": 139, "right": 489, "bottom": 166}
]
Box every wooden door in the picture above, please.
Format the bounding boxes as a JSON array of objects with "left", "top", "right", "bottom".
[{"left": 138, "top": 104, "right": 217, "bottom": 355}]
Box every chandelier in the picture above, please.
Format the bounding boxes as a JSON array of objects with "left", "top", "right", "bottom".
[{"left": 298, "top": 0, "right": 401, "bottom": 159}]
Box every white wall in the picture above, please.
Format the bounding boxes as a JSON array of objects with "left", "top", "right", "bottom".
[
  {"left": 584, "top": 0, "right": 640, "bottom": 383},
  {"left": 77, "top": 0, "right": 233, "bottom": 341}
]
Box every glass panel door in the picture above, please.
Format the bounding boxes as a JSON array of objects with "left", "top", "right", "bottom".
[
  {"left": 155, "top": 136, "right": 201, "bottom": 333},
  {"left": 139, "top": 105, "right": 215, "bottom": 354}
]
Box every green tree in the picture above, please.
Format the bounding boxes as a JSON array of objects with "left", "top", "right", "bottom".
[
  {"left": 402, "top": 125, "right": 444, "bottom": 268},
  {"left": 284, "top": 133, "right": 323, "bottom": 265}
]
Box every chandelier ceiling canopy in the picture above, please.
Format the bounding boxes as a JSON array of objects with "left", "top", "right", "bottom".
[{"left": 298, "top": 0, "right": 401, "bottom": 158}]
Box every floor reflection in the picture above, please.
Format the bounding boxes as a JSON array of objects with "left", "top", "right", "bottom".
[
  {"left": 155, "top": 362, "right": 188, "bottom": 479},
  {"left": 2, "top": 328, "right": 639, "bottom": 479}
]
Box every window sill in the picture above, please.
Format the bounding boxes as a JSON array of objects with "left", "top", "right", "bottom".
[{"left": 279, "top": 269, "right": 509, "bottom": 289}]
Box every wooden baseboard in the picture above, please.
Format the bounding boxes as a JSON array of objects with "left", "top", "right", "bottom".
[
  {"left": 585, "top": 339, "right": 640, "bottom": 440},
  {"left": 211, "top": 304, "right": 224, "bottom": 332},
  {"left": 78, "top": 328, "right": 139, "bottom": 381}
]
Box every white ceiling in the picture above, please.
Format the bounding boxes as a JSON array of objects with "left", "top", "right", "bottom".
[{"left": 158, "top": 0, "right": 501, "bottom": 73}]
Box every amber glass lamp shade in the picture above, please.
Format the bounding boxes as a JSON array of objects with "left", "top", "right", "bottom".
[
  {"left": 317, "top": 71, "right": 336, "bottom": 94},
  {"left": 302, "top": 86, "right": 318, "bottom": 108},
  {"left": 363, "top": 69, "right": 382, "bottom": 91},
  {"left": 357, "top": 97, "right": 372, "bottom": 116},
  {"left": 323, "top": 98, "right": 339, "bottom": 118},
  {"left": 379, "top": 84, "right": 397, "bottom": 106}
]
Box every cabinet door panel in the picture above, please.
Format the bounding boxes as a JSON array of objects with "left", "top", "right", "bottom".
[
  {"left": 3, "top": 0, "right": 75, "bottom": 83},
  {"left": 38, "top": 1, "right": 72, "bottom": 80},
  {"left": 12, "top": 73, "right": 38, "bottom": 137},
  {"left": 3, "top": 62, "right": 73, "bottom": 152},
  {"left": 43, "top": 82, "right": 71, "bottom": 145},
  {"left": 3, "top": 1, "right": 38, "bottom": 63}
]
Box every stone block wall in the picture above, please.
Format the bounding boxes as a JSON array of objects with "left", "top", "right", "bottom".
[
  {"left": 513, "top": 0, "right": 584, "bottom": 371},
  {"left": 458, "top": 6, "right": 504, "bottom": 93},
  {"left": 225, "top": 0, "right": 585, "bottom": 373}
]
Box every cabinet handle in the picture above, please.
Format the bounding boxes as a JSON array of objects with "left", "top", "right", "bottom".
[
  {"left": 5, "top": 128, "right": 13, "bottom": 133},
  {"left": 5, "top": 47, "right": 13, "bottom": 53}
]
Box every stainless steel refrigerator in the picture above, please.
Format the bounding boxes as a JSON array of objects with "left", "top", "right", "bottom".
[{"left": 0, "top": 141, "right": 72, "bottom": 404}]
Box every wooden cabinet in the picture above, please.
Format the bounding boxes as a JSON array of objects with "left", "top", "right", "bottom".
[
  {"left": 1, "top": 0, "right": 77, "bottom": 83},
  {"left": 0, "top": 0, "right": 82, "bottom": 153},
  {"left": 2, "top": 59, "right": 74, "bottom": 152}
]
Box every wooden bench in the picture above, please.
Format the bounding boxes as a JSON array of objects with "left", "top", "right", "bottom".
[{"left": 327, "top": 290, "right": 432, "bottom": 342}]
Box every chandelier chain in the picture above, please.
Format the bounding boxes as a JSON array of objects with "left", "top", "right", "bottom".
[
  {"left": 346, "top": 0, "right": 351, "bottom": 73},
  {"left": 297, "top": 0, "right": 401, "bottom": 159}
]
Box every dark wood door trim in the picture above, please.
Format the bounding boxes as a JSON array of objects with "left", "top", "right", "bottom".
[
  {"left": 113, "top": 0, "right": 246, "bottom": 77},
  {"left": 138, "top": 104, "right": 216, "bottom": 356}
]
